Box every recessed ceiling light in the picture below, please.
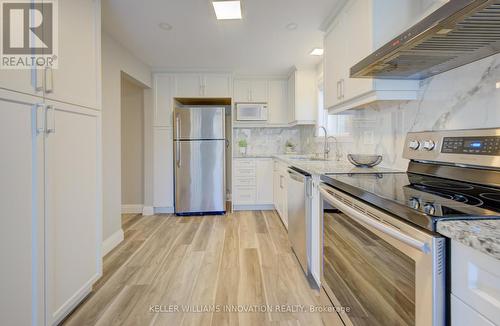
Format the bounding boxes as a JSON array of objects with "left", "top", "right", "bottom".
[
  {"left": 159, "top": 22, "right": 173, "bottom": 31},
  {"left": 310, "top": 48, "right": 324, "bottom": 56},
  {"left": 212, "top": 1, "right": 242, "bottom": 20},
  {"left": 286, "top": 22, "right": 298, "bottom": 30}
]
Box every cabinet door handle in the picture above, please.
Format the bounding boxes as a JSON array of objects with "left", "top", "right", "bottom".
[
  {"left": 33, "top": 69, "right": 44, "bottom": 93},
  {"left": 44, "top": 67, "right": 54, "bottom": 94},
  {"left": 340, "top": 79, "right": 345, "bottom": 99},
  {"left": 35, "top": 103, "right": 45, "bottom": 134},
  {"left": 46, "top": 105, "right": 55, "bottom": 134},
  {"left": 336, "top": 81, "right": 341, "bottom": 100}
]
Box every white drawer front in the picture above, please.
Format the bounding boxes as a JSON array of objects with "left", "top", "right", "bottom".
[
  {"left": 234, "top": 159, "right": 256, "bottom": 168},
  {"left": 234, "top": 187, "right": 256, "bottom": 205},
  {"left": 451, "top": 241, "right": 500, "bottom": 325},
  {"left": 451, "top": 294, "right": 495, "bottom": 326},
  {"left": 234, "top": 176, "right": 256, "bottom": 186},
  {"left": 234, "top": 167, "right": 256, "bottom": 177}
]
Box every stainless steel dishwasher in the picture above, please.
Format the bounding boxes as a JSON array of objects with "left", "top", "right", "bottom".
[{"left": 287, "top": 167, "right": 312, "bottom": 276}]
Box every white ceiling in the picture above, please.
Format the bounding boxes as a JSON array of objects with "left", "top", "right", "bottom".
[{"left": 102, "top": 0, "right": 342, "bottom": 75}]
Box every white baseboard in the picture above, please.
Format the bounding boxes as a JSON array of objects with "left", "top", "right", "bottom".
[
  {"left": 233, "top": 204, "right": 274, "bottom": 211},
  {"left": 154, "top": 207, "right": 175, "bottom": 214},
  {"left": 142, "top": 206, "right": 154, "bottom": 216},
  {"left": 121, "top": 204, "right": 144, "bottom": 214},
  {"left": 102, "top": 229, "right": 124, "bottom": 257}
]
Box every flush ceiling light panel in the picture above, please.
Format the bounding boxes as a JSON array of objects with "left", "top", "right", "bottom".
[
  {"left": 212, "top": 1, "right": 242, "bottom": 20},
  {"left": 310, "top": 48, "right": 324, "bottom": 56}
]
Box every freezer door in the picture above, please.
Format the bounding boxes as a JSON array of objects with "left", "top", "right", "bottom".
[
  {"left": 175, "top": 140, "right": 225, "bottom": 214},
  {"left": 174, "top": 107, "right": 225, "bottom": 140}
]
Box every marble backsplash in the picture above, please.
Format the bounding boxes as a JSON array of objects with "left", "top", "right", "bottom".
[{"left": 233, "top": 53, "right": 500, "bottom": 168}]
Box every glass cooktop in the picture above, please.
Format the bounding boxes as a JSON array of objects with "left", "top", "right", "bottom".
[{"left": 321, "top": 172, "right": 500, "bottom": 231}]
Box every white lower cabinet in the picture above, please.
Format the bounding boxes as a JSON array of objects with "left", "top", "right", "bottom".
[
  {"left": 153, "top": 127, "right": 174, "bottom": 209},
  {"left": 233, "top": 158, "right": 274, "bottom": 208},
  {"left": 451, "top": 240, "right": 500, "bottom": 326},
  {"left": 0, "top": 91, "right": 45, "bottom": 326},
  {"left": 272, "top": 159, "right": 288, "bottom": 228},
  {"left": 0, "top": 90, "right": 102, "bottom": 326},
  {"left": 44, "top": 101, "right": 101, "bottom": 325}
]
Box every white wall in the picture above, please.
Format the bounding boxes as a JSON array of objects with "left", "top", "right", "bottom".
[
  {"left": 121, "top": 77, "right": 145, "bottom": 205},
  {"left": 102, "top": 32, "right": 152, "bottom": 242}
]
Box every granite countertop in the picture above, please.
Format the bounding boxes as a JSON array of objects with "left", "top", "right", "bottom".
[
  {"left": 233, "top": 155, "right": 275, "bottom": 159},
  {"left": 272, "top": 154, "right": 403, "bottom": 175},
  {"left": 437, "top": 220, "right": 500, "bottom": 260}
]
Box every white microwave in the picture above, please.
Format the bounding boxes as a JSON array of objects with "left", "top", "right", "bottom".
[{"left": 236, "top": 103, "right": 268, "bottom": 121}]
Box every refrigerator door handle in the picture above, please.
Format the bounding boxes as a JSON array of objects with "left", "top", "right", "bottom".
[
  {"left": 175, "top": 114, "right": 181, "bottom": 139},
  {"left": 176, "top": 141, "right": 181, "bottom": 168}
]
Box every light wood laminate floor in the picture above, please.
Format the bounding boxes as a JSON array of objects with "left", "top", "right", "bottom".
[{"left": 62, "top": 211, "right": 343, "bottom": 326}]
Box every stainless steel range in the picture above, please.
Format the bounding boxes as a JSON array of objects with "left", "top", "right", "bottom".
[{"left": 320, "top": 128, "right": 500, "bottom": 326}]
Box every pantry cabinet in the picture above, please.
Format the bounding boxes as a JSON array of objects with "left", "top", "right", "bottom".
[
  {"left": 153, "top": 74, "right": 175, "bottom": 127},
  {"left": 0, "top": 92, "right": 45, "bottom": 326},
  {"left": 324, "top": 0, "right": 424, "bottom": 113},
  {"left": 0, "top": 1, "right": 102, "bottom": 325},
  {"left": 44, "top": 101, "right": 101, "bottom": 325},
  {"left": 44, "top": 0, "right": 100, "bottom": 109},
  {"left": 153, "top": 127, "right": 174, "bottom": 209}
]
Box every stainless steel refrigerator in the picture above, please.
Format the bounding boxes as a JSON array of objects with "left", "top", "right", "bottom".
[{"left": 173, "top": 106, "right": 226, "bottom": 215}]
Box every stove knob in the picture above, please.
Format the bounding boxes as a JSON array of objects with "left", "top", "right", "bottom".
[
  {"left": 422, "top": 140, "right": 435, "bottom": 151},
  {"left": 424, "top": 203, "right": 436, "bottom": 215},
  {"left": 408, "top": 140, "right": 420, "bottom": 150},
  {"left": 408, "top": 197, "right": 420, "bottom": 209}
]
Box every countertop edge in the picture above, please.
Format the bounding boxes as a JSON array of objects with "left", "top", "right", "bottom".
[{"left": 437, "top": 220, "right": 500, "bottom": 260}]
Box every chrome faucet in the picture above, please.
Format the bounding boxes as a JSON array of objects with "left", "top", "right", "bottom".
[
  {"left": 318, "top": 126, "right": 329, "bottom": 159},
  {"left": 328, "top": 136, "right": 342, "bottom": 161}
]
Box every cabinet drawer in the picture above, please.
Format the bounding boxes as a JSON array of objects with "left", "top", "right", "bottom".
[
  {"left": 451, "top": 294, "right": 495, "bottom": 326},
  {"left": 234, "top": 159, "right": 256, "bottom": 168},
  {"left": 233, "top": 187, "right": 256, "bottom": 205},
  {"left": 451, "top": 241, "right": 500, "bottom": 325},
  {"left": 234, "top": 167, "right": 256, "bottom": 177},
  {"left": 234, "top": 176, "right": 256, "bottom": 186}
]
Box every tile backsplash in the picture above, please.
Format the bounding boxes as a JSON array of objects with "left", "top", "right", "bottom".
[{"left": 233, "top": 53, "right": 500, "bottom": 169}]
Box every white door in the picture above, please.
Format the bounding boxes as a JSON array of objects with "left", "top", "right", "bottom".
[
  {"left": 268, "top": 80, "right": 288, "bottom": 124},
  {"left": 44, "top": 0, "right": 99, "bottom": 109},
  {"left": 0, "top": 69, "right": 44, "bottom": 98},
  {"left": 342, "top": 0, "right": 373, "bottom": 101},
  {"left": 153, "top": 127, "right": 174, "bottom": 208},
  {"left": 44, "top": 102, "right": 100, "bottom": 325},
  {"left": 204, "top": 74, "right": 231, "bottom": 97},
  {"left": 0, "top": 91, "right": 45, "bottom": 326},
  {"left": 256, "top": 159, "right": 274, "bottom": 205},
  {"left": 175, "top": 74, "right": 203, "bottom": 97},
  {"left": 154, "top": 74, "right": 174, "bottom": 127},
  {"left": 233, "top": 79, "right": 251, "bottom": 102},
  {"left": 250, "top": 80, "right": 269, "bottom": 103},
  {"left": 324, "top": 16, "right": 346, "bottom": 109}
]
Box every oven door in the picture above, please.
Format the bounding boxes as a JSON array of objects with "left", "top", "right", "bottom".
[{"left": 320, "top": 183, "right": 445, "bottom": 326}]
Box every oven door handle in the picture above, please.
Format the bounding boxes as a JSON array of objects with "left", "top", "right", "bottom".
[{"left": 320, "top": 186, "right": 431, "bottom": 254}]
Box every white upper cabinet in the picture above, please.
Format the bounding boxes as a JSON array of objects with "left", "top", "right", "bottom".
[
  {"left": 288, "top": 69, "right": 317, "bottom": 124},
  {"left": 44, "top": 0, "right": 100, "bottom": 109},
  {"left": 175, "top": 73, "right": 203, "bottom": 97},
  {"left": 174, "top": 73, "right": 231, "bottom": 98},
  {"left": 268, "top": 79, "right": 288, "bottom": 125},
  {"left": 0, "top": 69, "right": 44, "bottom": 98},
  {"left": 204, "top": 73, "right": 232, "bottom": 97},
  {"left": 233, "top": 79, "right": 269, "bottom": 103},
  {"left": 324, "top": 0, "right": 425, "bottom": 113},
  {"left": 154, "top": 74, "right": 174, "bottom": 127}
]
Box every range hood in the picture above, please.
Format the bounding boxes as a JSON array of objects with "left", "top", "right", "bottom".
[{"left": 351, "top": 0, "right": 500, "bottom": 80}]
